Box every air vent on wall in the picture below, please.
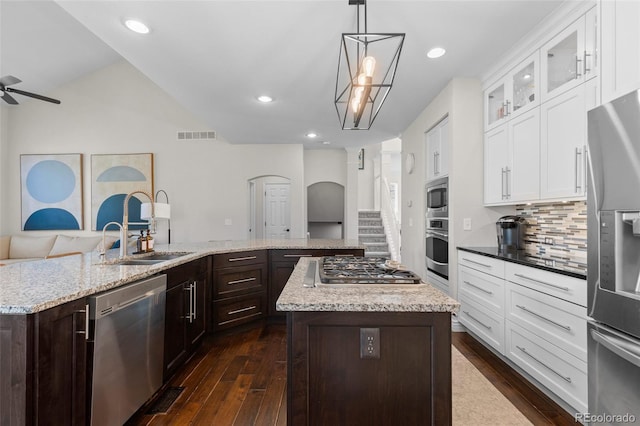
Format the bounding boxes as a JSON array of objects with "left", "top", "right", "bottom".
[{"left": 177, "top": 131, "right": 217, "bottom": 141}]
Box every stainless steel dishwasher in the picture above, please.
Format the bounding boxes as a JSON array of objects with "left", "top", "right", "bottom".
[{"left": 89, "top": 274, "right": 167, "bottom": 426}]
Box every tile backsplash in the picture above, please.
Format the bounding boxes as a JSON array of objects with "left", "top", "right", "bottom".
[{"left": 515, "top": 201, "right": 587, "bottom": 265}]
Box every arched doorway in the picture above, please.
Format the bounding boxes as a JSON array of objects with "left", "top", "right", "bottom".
[{"left": 307, "top": 182, "right": 344, "bottom": 239}]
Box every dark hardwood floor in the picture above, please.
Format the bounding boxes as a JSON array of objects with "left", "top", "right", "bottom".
[{"left": 128, "top": 321, "right": 575, "bottom": 425}]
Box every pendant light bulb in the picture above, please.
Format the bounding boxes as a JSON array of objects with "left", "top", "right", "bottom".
[{"left": 362, "top": 56, "right": 376, "bottom": 77}]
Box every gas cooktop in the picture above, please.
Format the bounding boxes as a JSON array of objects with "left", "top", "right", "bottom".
[{"left": 319, "top": 256, "right": 422, "bottom": 284}]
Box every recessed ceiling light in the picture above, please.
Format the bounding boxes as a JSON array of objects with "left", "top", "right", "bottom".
[
  {"left": 523, "top": 74, "right": 532, "bottom": 80},
  {"left": 124, "top": 19, "right": 150, "bottom": 34},
  {"left": 427, "top": 47, "right": 446, "bottom": 59},
  {"left": 257, "top": 95, "right": 273, "bottom": 103},
  {"left": 306, "top": 132, "right": 318, "bottom": 138},
  {"left": 321, "top": 141, "right": 331, "bottom": 145}
]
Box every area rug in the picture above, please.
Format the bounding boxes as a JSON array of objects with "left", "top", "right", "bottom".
[{"left": 452, "top": 347, "right": 532, "bottom": 425}]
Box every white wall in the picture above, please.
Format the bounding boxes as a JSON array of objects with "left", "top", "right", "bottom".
[
  {"left": 401, "top": 78, "right": 513, "bottom": 295},
  {"left": 1, "top": 60, "right": 306, "bottom": 242},
  {"left": 357, "top": 144, "right": 379, "bottom": 210}
]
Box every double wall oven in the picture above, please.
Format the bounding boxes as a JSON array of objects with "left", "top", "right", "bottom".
[{"left": 425, "top": 177, "right": 448, "bottom": 279}]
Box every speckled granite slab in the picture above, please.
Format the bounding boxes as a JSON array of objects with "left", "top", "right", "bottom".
[
  {"left": 0, "top": 239, "right": 362, "bottom": 314},
  {"left": 276, "top": 257, "right": 460, "bottom": 313}
]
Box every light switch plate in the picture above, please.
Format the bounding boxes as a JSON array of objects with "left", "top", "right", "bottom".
[
  {"left": 463, "top": 218, "right": 472, "bottom": 231},
  {"left": 224, "top": 218, "right": 232, "bottom": 226}
]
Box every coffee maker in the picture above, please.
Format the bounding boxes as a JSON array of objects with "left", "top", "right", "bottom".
[{"left": 496, "top": 216, "right": 527, "bottom": 251}]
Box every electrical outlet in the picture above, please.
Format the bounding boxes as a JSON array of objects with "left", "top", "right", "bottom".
[
  {"left": 463, "top": 218, "right": 472, "bottom": 231},
  {"left": 360, "top": 328, "right": 380, "bottom": 359},
  {"left": 224, "top": 218, "right": 232, "bottom": 226},
  {"left": 544, "top": 237, "right": 553, "bottom": 245},
  {"left": 408, "top": 218, "right": 413, "bottom": 227}
]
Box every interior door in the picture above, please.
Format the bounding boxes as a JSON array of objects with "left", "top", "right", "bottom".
[{"left": 264, "top": 183, "right": 291, "bottom": 238}]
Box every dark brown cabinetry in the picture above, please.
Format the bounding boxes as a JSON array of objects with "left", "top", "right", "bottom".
[
  {"left": 0, "top": 298, "right": 88, "bottom": 425},
  {"left": 287, "top": 311, "right": 452, "bottom": 425},
  {"left": 212, "top": 250, "right": 268, "bottom": 331},
  {"left": 163, "top": 258, "right": 209, "bottom": 381},
  {"left": 269, "top": 249, "right": 364, "bottom": 316}
]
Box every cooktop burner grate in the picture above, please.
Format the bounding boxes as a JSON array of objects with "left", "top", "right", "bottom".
[{"left": 319, "top": 256, "right": 422, "bottom": 284}]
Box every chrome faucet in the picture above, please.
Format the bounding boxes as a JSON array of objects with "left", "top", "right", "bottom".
[
  {"left": 122, "top": 190, "right": 155, "bottom": 256},
  {"left": 100, "top": 221, "right": 126, "bottom": 261}
]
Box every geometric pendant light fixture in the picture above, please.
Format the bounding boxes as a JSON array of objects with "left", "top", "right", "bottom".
[{"left": 334, "top": 0, "right": 405, "bottom": 130}]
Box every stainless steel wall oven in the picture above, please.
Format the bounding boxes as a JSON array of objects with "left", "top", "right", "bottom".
[
  {"left": 425, "top": 177, "right": 448, "bottom": 218},
  {"left": 425, "top": 217, "right": 448, "bottom": 279}
]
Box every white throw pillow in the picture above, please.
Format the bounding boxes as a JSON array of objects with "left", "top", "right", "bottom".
[
  {"left": 9, "top": 235, "right": 57, "bottom": 259},
  {"left": 48, "top": 235, "right": 103, "bottom": 257}
]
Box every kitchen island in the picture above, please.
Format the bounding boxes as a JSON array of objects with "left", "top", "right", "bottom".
[
  {"left": 0, "top": 238, "right": 363, "bottom": 425},
  {"left": 277, "top": 257, "right": 460, "bottom": 425}
]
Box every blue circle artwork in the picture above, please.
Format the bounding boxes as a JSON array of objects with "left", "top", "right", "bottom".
[
  {"left": 97, "top": 194, "right": 148, "bottom": 231},
  {"left": 24, "top": 208, "right": 80, "bottom": 230},
  {"left": 26, "top": 160, "right": 76, "bottom": 203}
]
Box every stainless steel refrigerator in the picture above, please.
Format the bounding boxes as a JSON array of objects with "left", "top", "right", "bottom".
[{"left": 587, "top": 89, "right": 640, "bottom": 425}]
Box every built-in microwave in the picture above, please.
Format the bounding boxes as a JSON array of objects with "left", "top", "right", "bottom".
[{"left": 426, "top": 177, "right": 448, "bottom": 218}]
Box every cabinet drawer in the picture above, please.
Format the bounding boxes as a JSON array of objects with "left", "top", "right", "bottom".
[
  {"left": 459, "top": 295, "right": 505, "bottom": 355},
  {"left": 269, "top": 250, "right": 316, "bottom": 263},
  {"left": 213, "top": 264, "right": 267, "bottom": 299},
  {"left": 213, "top": 250, "right": 267, "bottom": 268},
  {"left": 458, "top": 251, "right": 505, "bottom": 279},
  {"left": 213, "top": 293, "right": 266, "bottom": 331},
  {"left": 506, "top": 282, "right": 587, "bottom": 362},
  {"left": 506, "top": 262, "right": 586, "bottom": 307},
  {"left": 506, "top": 321, "right": 587, "bottom": 413},
  {"left": 458, "top": 265, "right": 505, "bottom": 315}
]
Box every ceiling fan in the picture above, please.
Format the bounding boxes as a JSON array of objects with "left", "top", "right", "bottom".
[{"left": 0, "top": 75, "right": 61, "bottom": 105}]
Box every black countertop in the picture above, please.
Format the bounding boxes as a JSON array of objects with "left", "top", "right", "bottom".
[{"left": 457, "top": 246, "right": 587, "bottom": 280}]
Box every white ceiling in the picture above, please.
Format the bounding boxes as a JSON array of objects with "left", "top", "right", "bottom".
[{"left": 1, "top": 0, "right": 565, "bottom": 148}]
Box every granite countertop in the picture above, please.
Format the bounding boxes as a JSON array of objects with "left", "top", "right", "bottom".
[
  {"left": 457, "top": 246, "right": 587, "bottom": 280},
  {"left": 0, "top": 239, "right": 363, "bottom": 314},
  {"left": 276, "top": 257, "right": 460, "bottom": 313}
]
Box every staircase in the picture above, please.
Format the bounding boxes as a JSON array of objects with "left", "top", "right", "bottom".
[{"left": 358, "top": 211, "right": 390, "bottom": 258}]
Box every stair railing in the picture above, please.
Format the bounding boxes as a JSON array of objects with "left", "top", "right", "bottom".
[{"left": 380, "top": 177, "right": 401, "bottom": 261}]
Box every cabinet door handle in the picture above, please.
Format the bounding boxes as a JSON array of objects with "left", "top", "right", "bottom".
[
  {"left": 574, "top": 147, "right": 582, "bottom": 193},
  {"left": 192, "top": 281, "right": 197, "bottom": 320},
  {"left": 228, "top": 277, "right": 257, "bottom": 285},
  {"left": 228, "top": 256, "right": 257, "bottom": 262},
  {"left": 505, "top": 100, "right": 511, "bottom": 116},
  {"left": 462, "top": 257, "right": 492, "bottom": 269},
  {"left": 228, "top": 305, "right": 257, "bottom": 315},
  {"left": 463, "top": 311, "right": 492, "bottom": 330},
  {"left": 283, "top": 254, "right": 312, "bottom": 258},
  {"left": 464, "top": 280, "right": 493, "bottom": 295},
  {"left": 515, "top": 304, "right": 571, "bottom": 331},
  {"left": 516, "top": 345, "right": 572, "bottom": 383},
  {"left": 583, "top": 50, "right": 591, "bottom": 74},
  {"left": 501, "top": 168, "right": 506, "bottom": 199},
  {"left": 184, "top": 283, "right": 194, "bottom": 323},
  {"left": 513, "top": 273, "right": 570, "bottom": 292},
  {"left": 506, "top": 167, "right": 511, "bottom": 198},
  {"left": 575, "top": 56, "right": 582, "bottom": 79},
  {"left": 75, "top": 306, "right": 89, "bottom": 340}
]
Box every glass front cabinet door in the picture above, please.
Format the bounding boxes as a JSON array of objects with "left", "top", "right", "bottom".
[
  {"left": 541, "top": 16, "right": 587, "bottom": 101},
  {"left": 484, "top": 52, "right": 539, "bottom": 131}
]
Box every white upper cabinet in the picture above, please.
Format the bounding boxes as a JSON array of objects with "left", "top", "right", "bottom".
[
  {"left": 601, "top": 0, "right": 640, "bottom": 104},
  {"left": 484, "top": 52, "right": 540, "bottom": 131},
  {"left": 541, "top": 16, "right": 588, "bottom": 102},
  {"left": 484, "top": 108, "right": 540, "bottom": 205},
  {"left": 540, "top": 84, "right": 587, "bottom": 200},
  {"left": 425, "top": 117, "right": 449, "bottom": 182}
]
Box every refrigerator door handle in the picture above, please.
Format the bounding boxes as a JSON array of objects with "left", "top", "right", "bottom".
[{"left": 591, "top": 329, "right": 640, "bottom": 368}]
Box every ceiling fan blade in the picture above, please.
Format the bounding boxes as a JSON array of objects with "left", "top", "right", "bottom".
[
  {"left": 1, "top": 92, "right": 19, "bottom": 105},
  {"left": 5, "top": 87, "right": 61, "bottom": 104},
  {"left": 0, "top": 75, "right": 21, "bottom": 87}
]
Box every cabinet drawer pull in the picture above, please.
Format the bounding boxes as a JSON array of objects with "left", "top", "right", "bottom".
[
  {"left": 513, "top": 273, "right": 570, "bottom": 292},
  {"left": 283, "top": 254, "right": 312, "bottom": 258},
  {"left": 228, "top": 305, "right": 257, "bottom": 315},
  {"left": 463, "top": 311, "right": 492, "bottom": 330},
  {"left": 515, "top": 304, "right": 571, "bottom": 331},
  {"left": 228, "top": 256, "right": 257, "bottom": 262},
  {"left": 227, "top": 277, "right": 257, "bottom": 285},
  {"left": 516, "top": 345, "right": 572, "bottom": 383},
  {"left": 76, "top": 305, "right": 89, "bottom": 340},
  {"left": 462, "top": 258, "right": 492, "bottom": 269},
  {"left": 463, "top": 280, "right": 493, "bottom": 295}
]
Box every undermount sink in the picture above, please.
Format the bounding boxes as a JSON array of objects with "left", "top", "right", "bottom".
[{"left": 112, "top": 252, "right": 192, "bottom": 266}]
